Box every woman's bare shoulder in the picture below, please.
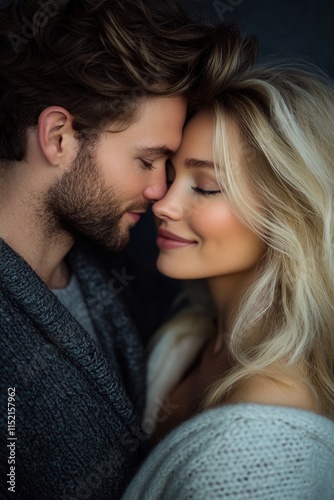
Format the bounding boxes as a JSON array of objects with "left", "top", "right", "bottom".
[{"left": 226, "top": 367, "right": 320, "bottom": 413}]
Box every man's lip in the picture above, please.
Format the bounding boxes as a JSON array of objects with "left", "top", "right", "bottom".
[
  {"left": 127, "top": 211, "right": 146, "bottom": 223},
  {"left": 158, "top": 228, "right": 195, "bottom": 244}
]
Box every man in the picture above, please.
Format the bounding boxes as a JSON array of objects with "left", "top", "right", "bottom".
[
  {"left": 0, "top": 1, "right": 220, "bottom": 497},
  {"left": 0, "top": 0, "right": 257, "bottom": 497}
]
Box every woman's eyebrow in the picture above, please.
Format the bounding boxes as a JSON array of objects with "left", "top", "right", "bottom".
[{"left": 184, "top": 158, "right": 215, "bottom": 169}]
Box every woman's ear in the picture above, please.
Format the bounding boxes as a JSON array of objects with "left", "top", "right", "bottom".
[{"left": 38, "top": 106, "right": 77, "bottom": 166}]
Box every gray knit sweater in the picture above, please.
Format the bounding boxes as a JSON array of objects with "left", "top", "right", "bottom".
[
  {"left": 0, "top": 238, "right": 150, "bottom": 499},
  {"left": 123, "top": 403, "right": 334, "bottom": 499}
]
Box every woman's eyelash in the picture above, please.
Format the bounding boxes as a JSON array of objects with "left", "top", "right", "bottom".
[{"left": 192, "top": 186, "right": 221, "bottom": 196}]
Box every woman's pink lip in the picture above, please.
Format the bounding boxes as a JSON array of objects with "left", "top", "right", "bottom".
[
  {"left": 158, "top": 228, "right": 195, "bottom": 243},
  {"left": 157, "top": 228, "right": 196, "bottom": 249}
]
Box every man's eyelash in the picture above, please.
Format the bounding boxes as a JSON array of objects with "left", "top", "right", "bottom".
[
  {"left": 140, "top": 159, "right": 155, "bottom": 171},
  {"left": 192, "top": 186, "right": 221, "bottom": 196}
]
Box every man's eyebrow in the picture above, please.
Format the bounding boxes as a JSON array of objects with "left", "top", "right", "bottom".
[
  {"left": 184, "top": 158, "right": 215, "bottom": 169},
  {"left": 137, "top": 146, "right": 175, "bottom": 157}
]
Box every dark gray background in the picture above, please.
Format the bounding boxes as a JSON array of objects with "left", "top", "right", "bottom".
[
  {"left": 1, "top": 0, "right": 332, "bottom": 76},
  {"left": 181, "top": 0, "right": 333, "bottom": 77}
]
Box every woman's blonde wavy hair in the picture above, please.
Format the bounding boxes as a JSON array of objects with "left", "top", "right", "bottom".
[
  {"left": 203, "top": 65, "right": 334, "bottom": 418},
  {"left": 152, "top": 64, "right": 334, "bottom": 420}
]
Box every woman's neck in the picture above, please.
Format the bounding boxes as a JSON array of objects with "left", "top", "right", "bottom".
[{"left": 207, "top": 267, "right": 259, "bottom": 342}]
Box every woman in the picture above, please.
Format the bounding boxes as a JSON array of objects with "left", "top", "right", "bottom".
[{"left": 123, "top": 62, "right": 334, "bottom": 498}]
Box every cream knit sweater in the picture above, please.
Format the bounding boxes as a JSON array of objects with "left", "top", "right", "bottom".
[{"left": 123, "top": 403, "right": 334, "bottom": 499}]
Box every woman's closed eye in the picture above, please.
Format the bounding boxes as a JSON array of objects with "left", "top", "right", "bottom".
[
  {"left": 192, "top": 186, "right": 221, "bottom": 196},
  {"left": 165, "top": 159, "right": 222, "bottom": 195}
]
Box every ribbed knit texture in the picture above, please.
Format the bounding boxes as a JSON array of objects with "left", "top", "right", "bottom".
[
  {"left": 0, "top": 238, "right": 150, "bottom": 499},
  {"left": 123, "top": 403, "right": 334, "bottom": 499},
  {"left": 52, "top": 273, "right": 99, "bottom": 345}
]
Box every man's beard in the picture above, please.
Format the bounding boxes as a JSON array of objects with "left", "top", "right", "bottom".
[{"left": 43, "top": 143, "right": 144, "bottom": 252}]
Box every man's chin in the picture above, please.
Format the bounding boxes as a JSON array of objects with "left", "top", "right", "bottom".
[
  {"left": 93, "top": 236, "right": 129, "bottom": 253},
  {"left": 72, "top": 230, "right": 129, "bottom": 253},
  {"left": 57, "top": 213, "right": 131, "bottom": 253}
]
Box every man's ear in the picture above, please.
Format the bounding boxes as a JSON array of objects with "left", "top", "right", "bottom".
[{"left": 38, "top": 106, "right": 77, "bottom": 166}]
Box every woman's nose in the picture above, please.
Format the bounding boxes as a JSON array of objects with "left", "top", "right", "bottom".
[{"left": 152, "top": 186, "right": 182, "bottom": 221}]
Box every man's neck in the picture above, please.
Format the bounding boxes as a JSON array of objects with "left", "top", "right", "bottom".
[
  {"left": 0, "top": 187, "right": 74, "bottom": 289},
  {"left": 0, "top": 227, "right": 74, "bottom": 289}
]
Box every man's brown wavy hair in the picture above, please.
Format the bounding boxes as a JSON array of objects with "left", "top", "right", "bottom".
[{"left": 0, "top": 0, "right": 257, "bottom": 163}]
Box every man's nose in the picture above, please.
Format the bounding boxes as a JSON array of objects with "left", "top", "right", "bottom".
[{"left": 143, "top": 168, "right": 168, "bottom": 203}]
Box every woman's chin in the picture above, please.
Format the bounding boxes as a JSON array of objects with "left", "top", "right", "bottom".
[{"left": 156, "top": 255, "right": 199, "bottom": 280}]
